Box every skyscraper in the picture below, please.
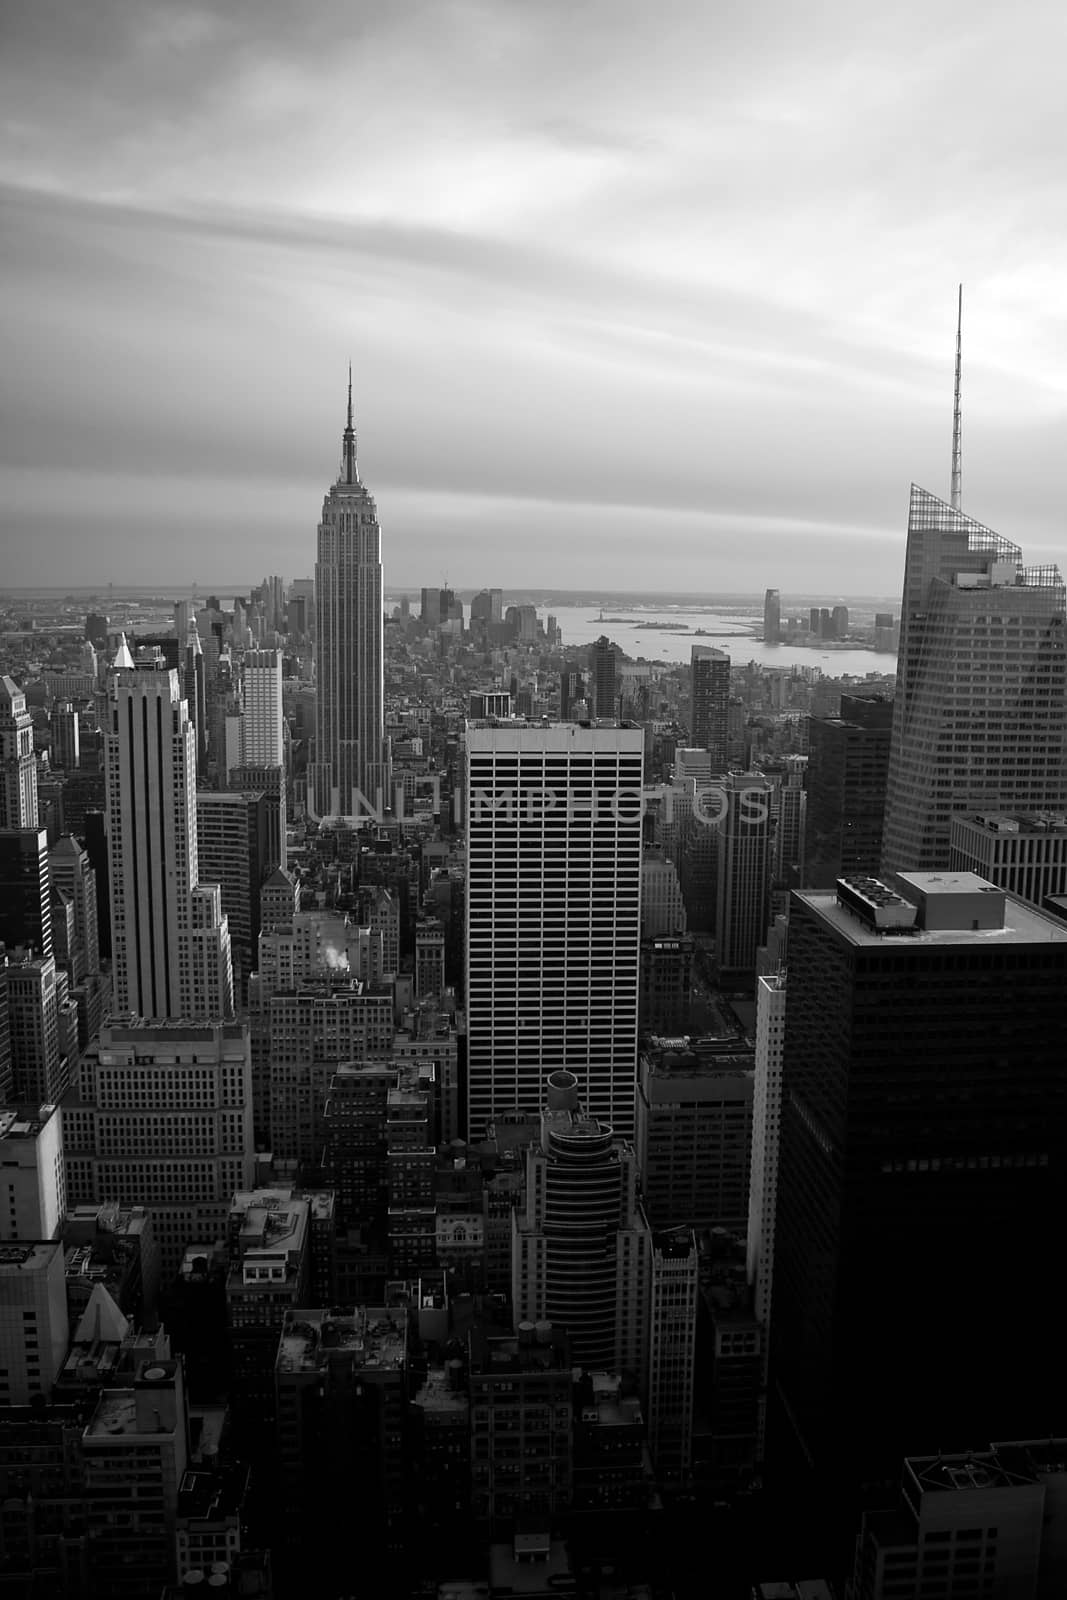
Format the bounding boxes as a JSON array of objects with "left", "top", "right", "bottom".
[
  {"left": 772, "top": 872, "right": 1067, "bottom": 1491},
  {"left": 512, "top": 1069, "right": 650, "bottom": 1377},
  {"left": 690, "top": 646, "right": 730, "bottom": 770},
  {"left": 0, "top": 828, "right": 52, "bottom": 961},
  {"left": 311, "top": 376, "right": 387, "bottom": 817},
  {"left": 242, "top": 649, "right": 284, "bottom": 766},
  {"left": 763, "top": 588, "right": 781, "bottom": 644},
  {"left": 805, "top": 694, "right": 892, "bottom": 888},
  {"left": 882, "top": 486, "right": 1067, "bottom": 871},
  {"left": 106, "top": 652, "right": 233, "bottom": 1021},
  {"left": 715, "top": 772, "right": 773, "bottom": 976},
  {"left": 590, "top": 635, "right": 619, "bottom": 719},
  {"left": 465, "top": 719, "right": 643, "bottom": 1140},
  {"left": 0, "top": 677, "right": 38, "bottom": 831}
]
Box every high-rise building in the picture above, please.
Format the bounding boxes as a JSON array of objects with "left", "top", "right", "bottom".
[
  {"left": 772, "top": 872, "right": 1067, "bottom": 1492},
  {"left": 641, "top": 848, "right": 687, "bottom": 937},
  {"left": 513, "top": 1069, "right": 650, "bottom": 1378},
  {"left": 49, "top": 700, "right": 80, "bottom": 772},
  {"left": 715, "top": 772, "right": 773, "bottom": 977},
  {"left": 465, "top": 720, "right": 643, "bottom": 1139},
  {"left": 763, "top": 589, "right": 781, "bottom": 644},
  {"left": 5, "top": 957, "right": 70, "bottom": 1106},
  {"left": 0, "top": 828, "right": 51, "bottom": 960},
  {"left": 0, "top": 677, "right": 38, "bottom": 831},
  {"left": 242, "top": 648, "right": 284, "bottom": 766},
  {"left": 690, "top": 647, "right": 730, "bottom": 770},
  {"left": 311, "top": 377, "right": 388, "bottom": 817},
  {"left": 746, "top": 971, "right": 786, "bottom": 1332},
  {"left": 64, "top": 1019, "right": 256, "bottom": 1276},
  {"left": 949, "top": 810, "right": 1067, "bottom": 909},
  {"left": 48, "top": 834, "right": 100, "bottom": 982},
  {"left": 882, "top": 486, "right": 1067, "bottom": 871},
  {"left": 106, "top": 652, "right": 233, "bottom": 1021},
  {"left": 196, "top": 790, "right": 269, "bottom": 1004},
  {"left": 468, "top": 1321, "right": 573, "bottom": 1524},
  {"left": 0, "top": 1240, "right": 69, "bottom": 1405},
  {"left": 590, "top": 635, "right": 619, "bottom": 719},
  {"left": 805, "top": 694, "right": 893, "bottom": 888},
  {"left": 849, "top": 1442, "right": 1067, "bottom": 1600},
  {"left": 647, "top": 1226, "right": 699, "bottom": 1488},
  {"left": 0, "top": 1103, "right": 65, "bottom": 1241},
  {"left": 636, "top": 1038, "right": 754, "bottom": 1233}
]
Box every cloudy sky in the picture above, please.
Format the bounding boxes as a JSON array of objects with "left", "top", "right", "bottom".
[{"left": 4, "top": 0, "right": 1067, "bottom": 594}]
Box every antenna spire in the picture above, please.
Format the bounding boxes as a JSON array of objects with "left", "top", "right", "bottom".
[
  {"left": 950, "top": 285, "right": 962, "bottom": 510},
  {"left": 341, "top": 362, "right": 358, "bottom": 485}
]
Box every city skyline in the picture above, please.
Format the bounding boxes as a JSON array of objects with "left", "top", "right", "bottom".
[{"left": 5, "top": 3, "right": 1067, "bottom": 590}]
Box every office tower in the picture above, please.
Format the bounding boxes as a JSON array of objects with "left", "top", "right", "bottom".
[
  {"left": 559, "top": 668, "right": 585, "bottom": 721},
  {"left": 849, "top": 1443, "right": 1067, "bottom": 1600},
  {"left": 772, "top": 873, "right": 1067, "bottom": 1492},
  {"left": 641, "top": 848, "right": 687, "bottom": 936},
  {"left": 882, "top": 486, "right": 1067, "bottom": 871},
  {"left": 0, "top": 1104, "right": 64, "bottom": 1241},
  {"left": 746, "top": 971, "right": 786, "bottom": 1332},
  {"left": 949, "top": 810, "right": 1067, "bottom": 908},
  {"left": 415, "top": 921, "right": 445, "bottom": 1002},
  {"left": 647, "top": 1226, "right": 699, "bottom": 1487},
  {"left": 82, "top": 810, "right": 110, "bottom": 960},
  {"left": 513, "top": 1069, "right": 650, "bottom": 1376},
  {"left": 465, "top": 720, "right": 643, "bottom": 1140},
  {"left": 771, "top": 760, "right": 807, "bottom": 884},
  {"left": 276, "top": 1306, "right": 409, "bottom": 1581},
  {"left": 590, "top": 635, "right": 619, "bottom": 718},
  {"left": 48, "top": 833, "right": 99, "bottom": 982},
  {"left": 805, "top": 694, "right": 892, "bottom": 888},
  {"left": 420, "top": 587, "right": 440, "bottom": 625},
  {"left": 311, "top": 378, "right": 388, "bottom": 818},
  {"left": 470, "top": 588, "right": 503, "bottom": 627},
  {"left": 468, "top": 689, "right": 511, "bottom": 720},
  {"left": 831, "top": 604, "right": 849, "bottom": 638},
  {"left": 5, "top": 957, "right": 70, "bottom": 1106},
  {"left": 0, "top": 828, "right": 51, "bottom": 960},
  {"left": 196, "top": 790, "right": 269, "bottom": 1004},
  {"left": 808, "top": 607, "right": 820, "bottom": 634},
  {"left": 639, "top": 935, "right": 695, "bottom": 1033},
  {"left": 0, "top": 677, "right": 37, "bottom": 831},
  {"left": 261, "top": 865, "right": 298, "bottom": 932},
  {"left": 242, "top": 648, "right": 284, "bottom": 765},
  {"left": 468, "top": 1321, "right": 573, "bottom": 1523},
  {"left": 231, "top": 760, "right": 287, "bottom": 872},
  {"left": 49, "top": 700, "right": 80, "bottom": 771},
  {"left": 267, "top": 979, "right": 393, "bottom": 1165},
  {"left": 106, "top": 653, "right": 233, "bottom": 1021},
  {"left": 690, "top": 646, "right": 730, "bottom": 769},
  {"left": 82, "top": 1358, "right": 189, "bottom": 1593},
  {"left": 226, "top": 1187, "right": 313, "bottom": 1448},
  {"left": 636, "top": 1038, "right": 754, "bottom": 1232},
  {"left": 715, "top": 772, "right": 772, "bottom": 977},
  {"left": 65, "top": 1019, "right": 256, "bottom": 1276},
  {"left": 0, "top": 1240, "right": 69, "bottom": 1404},
  {"left": 763, "top": 588, "right": 781, "bottom": 644}
]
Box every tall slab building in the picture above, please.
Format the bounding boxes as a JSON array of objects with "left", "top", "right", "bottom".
[
  {"left": 882, "top": 485, "right": 1067, "bottom": 871},
  {"left": 311, "top": 378, "right": 388, "bottom": 818},
  {"left": 465, "top": 719, "right": 643, "bottom": 1140},
  {"left": 105, "top": 651, "right": 233, "bottom": 1021}
]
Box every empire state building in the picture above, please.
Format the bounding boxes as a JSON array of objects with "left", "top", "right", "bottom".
[{"left": 311, "top": 376, "right": 388, "bottom": 817}]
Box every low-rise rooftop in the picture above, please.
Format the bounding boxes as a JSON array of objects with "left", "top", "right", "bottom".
[{"left": 277, "top": 1306, "right": 407, "bottom": 1376}]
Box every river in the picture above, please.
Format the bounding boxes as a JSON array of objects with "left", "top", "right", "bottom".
[{"left": 537, "top": 604, "right": 896, "bottom": 676}]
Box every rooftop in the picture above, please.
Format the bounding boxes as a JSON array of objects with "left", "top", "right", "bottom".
[
  {"left": 955, "top": 811, "right": 1067, "bottom": 837},
  {"left": 411, "top": 1366, "right": 469, "bottom": 1416},
  {"left": 798, "top": 877, "right": 1067, "bottom": 948},
  {"left": 277, "top": 1306, "right": 407, "bottom": 1376},
  {"left": 0, "top": 1241, "right": 62, "bottom": 1275}
]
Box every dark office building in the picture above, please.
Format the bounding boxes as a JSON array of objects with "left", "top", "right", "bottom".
[
  {"left": 772, "top": 872, "right": 1067, "bottom": 1512},
  {"left": 81, "top": 811, "right": 110, "bottom": 961},
  {"left": 803, "top": 694, "right": 892, "bottom": 888},
  {"left": 690, "top": 646, "right": 730, "bottom": 770},
  {"left": 0, "top": 828, "right": 52, "bottom": 960},
  {"left": 590, "top": 635, "right": 619, "bottom": 719}
]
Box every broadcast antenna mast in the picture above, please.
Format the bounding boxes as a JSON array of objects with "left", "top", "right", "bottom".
[{"left": 950, "top": 284, "right": 963, "bottom": 510}]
